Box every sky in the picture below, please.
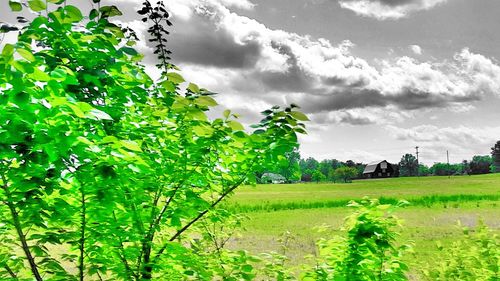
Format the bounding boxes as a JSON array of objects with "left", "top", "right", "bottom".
[{"left": 1, "top": 0, "right": 499, "bottom": 165}]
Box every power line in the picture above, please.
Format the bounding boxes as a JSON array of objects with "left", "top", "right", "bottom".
[
  {"left": 447, "top": 150, "right": 450, "bottom": 178},
  {"left": 415, "top": 146, "right": 419, "bottom": 177}
]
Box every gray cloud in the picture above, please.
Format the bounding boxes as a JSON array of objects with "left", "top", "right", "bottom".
[
  {"left": 299, "top": 89, "right": 387, "bottom": 113},
  {"left": 257, "top": 42, "right": 314, "bottom": 92},
  {"left": 313, "top": 111, "right": 376, "bottom": 125},
  {"left": 168, "top": 12, "right": 262, "bottom": 69},
  {"left": 107, "top": 0, "right": 500, "bottom": 127},
  {"left": 385, "top": 124, "right": 500, "bottom": 162},
  {"left": 387, "top": 87, "right": 480, "bottom": 110}
]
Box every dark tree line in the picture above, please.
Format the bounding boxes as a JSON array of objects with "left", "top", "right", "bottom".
[
  {"left": 258, "top": 154, "right": 364, "bottom": 183},
  {"left": 492, "top": 141, "right": 500, "bottom": 173},
  {"left": 398, "top": 141, "right": 499, "bottom": 177},
  {"left": 260, "top": 140, "right": 500, "bottom": 183}
]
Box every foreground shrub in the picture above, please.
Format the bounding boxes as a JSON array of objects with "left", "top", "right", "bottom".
[
  {"left": 301, "top": 198, "right": 412, "bottom": 281},
  {"left": 422, "top": 221, "right": 499, "bottom": 281}
]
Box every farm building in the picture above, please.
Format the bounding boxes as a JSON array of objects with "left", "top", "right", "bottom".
[
  {"left": 260, "top": 173, "right": 286, "bottom": 184},
  {"left": 363, "top": 160, "right": 395, "bottom": 178}
]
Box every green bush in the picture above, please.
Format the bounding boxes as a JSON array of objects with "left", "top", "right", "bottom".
[
  {"left": 301, "top": 198, "right": 412, "bottom": 281},
  {"left": 0, "top": 2, "right": 305, "bottom": 279},
  {"left": 423, "top": 222, "right": 499, "bottom": 280}
]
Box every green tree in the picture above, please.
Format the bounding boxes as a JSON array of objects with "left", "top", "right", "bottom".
[
  {"left": 311, "top": 169, "right": 326, "bottom": 183},
  {"left": 462, "top": 160, "right": 472, "bottom": 175},
  {"left": 318, "top": 159, "right": 341, "bottom": 176},
  {"left": 492, "top": 141, "right": 500, "bottom": 173},
  {"left": 0, "top": 2, "right": 307, "bottom": 280},
  {"left": 424, "top": 222, "right": 499, "bottom": 280},
  {"left": 399, "top": 154, "right": 418, "bottom": 177},
  {"left": 469, "top": 155, "right": 493, "bottom": 175},
  {"left": 333, "top": 166, "right": 358, "bottom": 183},
  {"left": 299, "top": 157, "right": 319, "bottom": 182},
  {"left": 430, "top": 163, "right": 462, "bottom": 176},
  {"left": 300, "top": 157, "right": 318, "bottom": 171},
  {"left": 418, "top": 164, "right": 430, "bottom": 176},
  {"left": 301, "top": 198, "right": 411, "bottom": 281},
  {"left": 276, "top": 149, "right": 301, "bottom": 182},
  {"left": 327, "top": 167, "right": 336, "bottom": 182}
]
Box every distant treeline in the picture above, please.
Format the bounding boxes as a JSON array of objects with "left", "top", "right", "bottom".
[{"left": 258, "top": 141, "right": 500, "bottom": 183}]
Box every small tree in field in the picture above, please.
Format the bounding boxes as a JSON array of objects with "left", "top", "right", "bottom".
[
  {"left": 0, "top": 1, "right": 307, "bottom": 280},
  {"left": 301, "top": 198, "right": 412, "bottom": 281},
  {"left": 469, "top": 155, "right": 493, "bottom": 175},
  {"left": 312, "top": 169, "right": 326, "bottom": 183},
  {"left": 333, "top": 166, "right": 358, "bottom": 183},
  {"left": 399, "top": 154, "right": 418, "bottom": 177},
  {"left": 492, "top": 141, "right": 500, "bottom": 173}
]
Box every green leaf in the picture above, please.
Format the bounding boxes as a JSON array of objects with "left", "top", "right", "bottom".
[
  {"left": 295, "top": 127, "right": 307, "bottom": 134},
  {"left": 48, "top": 0, "right": 65, "bottom": 3},
  {"left": 76, "top": 136, "right": 94, "bottom": 146},
  {"left": 120, "top": 140, "right": 142, "bottom": 152},
  {"left": 89, "top": 9, "right": 99, "bottom": 20},
  {"left": 64, "top": 5, "right": 83, "bottom": 22},
  {"left": 102, "top": 136, "right": 118, "bottom": 143},
  {"left": 186, "top": 110, "right": 207, "bottom": 121},
  {"left": 242, "top": 264, "right": 253, "bottom": 273},
  {"left": 196, "top": 96, "right": 217, "bottom": 107},
  {"left": 161, "top": 80, "right": 176, "bottom": 92},
  {"left": 11, "top": 60, "right": 34, "bottom": 73},
  {"left": 2, "top": 44, "right": 15, "bottom": 57},
  {"left": 193, "top": 125, "right": 214, "bottom": 136},
  {"left": 31, "top": 68, "right": 51, "bottom": 81},
  {"left": 13, "top": 92, "right": 30, "bottom": 105},
  {"left": 121, "top": 47, "right": 138, "bottom": 56},
  {"left": 9, "top": 1, "right": 22, "bottom": 11},
  {"left": 17, "top": 48, "right": 36, "bottom": 62},
  {"left": 28, "top": 0, "right": 47, "bottom": 12},
  {"left": 50, "top": 68, "right": 67, "bottom": 79},
  {"left": 99, "top": 5, "right": 122, "bottom": 17},
  {"left": 289, "top": 111, "right": 309, "bottom": 121},
  {"left": 166, "top": 72, "right": 185, "bottom": 84},
  {"left": 228, "top": 120, "right": 245, "bottom": 131},
  {"left": 223, "top": 109, "right": 231, "bottom": 119},
  {"left": 88, "top": 109, "right": 113, "bottom": 120},
  {"left": 67, "top": 103, "right": 86, "bottom": 118},
  {"left": 187, "top": 83, "right": 199, "bottom": 93},
  {"left": 171, "top": 216, "right": 181, "bottom": 227}
]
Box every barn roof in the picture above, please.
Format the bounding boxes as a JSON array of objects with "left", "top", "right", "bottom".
[{"left": 363, "top": 160, "right": 388, "bottom": 174}]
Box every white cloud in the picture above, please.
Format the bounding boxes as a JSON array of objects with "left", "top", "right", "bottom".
[
  {"left": 168, "top": 0, "right": 254, "bottom": 20},
  {"left": 318, "top": 149, "right": 387, "bottom": 163},
  {"left": 338, "top": 0, "right": 448, "bottom": 20},
  {"left": 385, "top": 124, "right": 500, "bottom": 163},
  {"left": 310, "top": 106, "right": 413, "bottom": 125},
  {"left": 409, "top": 44, "right": 422, "bottom": 55},
  {"left": 454, "top": 48, "right": 500, "bottom": 96},
  {"left": 131, "top": 0, "right": 500, "bottom": 127},
  {"left": 218, "top": 0, "right": 255, "bottom": 10}
]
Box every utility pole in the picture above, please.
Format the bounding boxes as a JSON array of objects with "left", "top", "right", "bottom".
[
  {"left": 415, "top": 146, "right": 419, "bottom": 177},
  {"left": 447, "top": 150, "right": 450, "bottom": 178}
]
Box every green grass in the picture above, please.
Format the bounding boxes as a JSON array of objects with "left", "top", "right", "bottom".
[
  {"left": 225, "top": 174, "right": 500, "bottom": 278},
  {"left": 227, "top": 174, "right": 500, "bottom": 209}
]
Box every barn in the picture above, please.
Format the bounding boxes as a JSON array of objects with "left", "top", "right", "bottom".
[{"left": 363, "top": 160, "right": 395, "bottom": 178}]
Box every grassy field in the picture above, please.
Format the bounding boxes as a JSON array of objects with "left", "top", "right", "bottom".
[{"left": 225, "top": 174, "right": 500, "bottom": 278}]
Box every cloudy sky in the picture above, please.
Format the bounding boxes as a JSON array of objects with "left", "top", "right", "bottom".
[{"left": 2, "top": 0, "right": 499, "bottom": 165}]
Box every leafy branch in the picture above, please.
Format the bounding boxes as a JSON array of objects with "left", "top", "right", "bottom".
[
  {"left": 138, "top": 0, "right": 173, "bottom": 73},
  {"left": 0, "top": 166, "right": 43, "bottom": 281}
]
